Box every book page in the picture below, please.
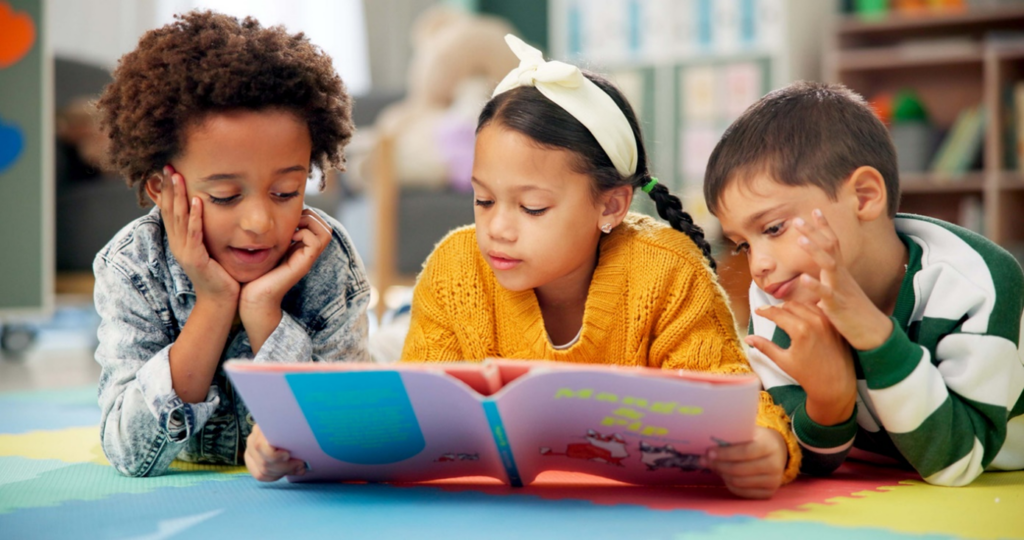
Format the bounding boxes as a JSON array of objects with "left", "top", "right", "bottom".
[
  {"left": 227, "top": 363, "right": 506, "bottom": 483},
  {"left": 494, "top": 367, "right": 760, "bottom": 486}
]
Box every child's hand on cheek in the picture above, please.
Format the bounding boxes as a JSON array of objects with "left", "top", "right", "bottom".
[
  {"left": 746, "top": 302, "right": 857, "bottom": 426},
  {"left": 238, "top": 210, "right": 333, "bottom": 352},
  {"left": 794, "top": 210, "right": 894, "bottom": 350},
  {"left": 159, "top": 167, "right": 240, "bottom": 303},
  {"left": 704, "top": 427, "right": 787, "bottom": 499}
]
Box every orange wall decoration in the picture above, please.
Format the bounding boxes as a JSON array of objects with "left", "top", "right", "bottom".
[{"left": 0, "top": 1, "right": 35, "bottom": 69}]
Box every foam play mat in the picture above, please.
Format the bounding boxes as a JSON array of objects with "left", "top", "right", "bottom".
[{"left": 1, "top": 385, "right": 1021, "bottom": 539}]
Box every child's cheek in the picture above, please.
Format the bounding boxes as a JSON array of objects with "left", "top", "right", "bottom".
[{"left": 791, "top": 286, "right": 821, "bottom": 306}]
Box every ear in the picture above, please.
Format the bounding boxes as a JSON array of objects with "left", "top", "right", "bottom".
[
  {"left": 144, "top": 173, "right": 164, "bottom": 206},
  {"left": 598, "top": 184, "right": 634, "bottom": 227},
  {"left": 845, "top": 166, "right": 888, "bottom": 222}
]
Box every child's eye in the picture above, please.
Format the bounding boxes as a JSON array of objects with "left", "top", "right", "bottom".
[
  {"left": 474, "top": 199, "right": 494, "bottom": 208},
  {"left": 208, "top": 194, "right": 239, "bottom": 205},
  {"left": 274, "top": 191, "right": 300, "bottom": 201},
  {"left": 731, "top": 242, "right": 749, "bottom": 255},
  {"left": 522, "top": 206, "right": 548, "bottom": 216},
  {"left": 763, "top": 222, "right": 786, "bottom": 236}
]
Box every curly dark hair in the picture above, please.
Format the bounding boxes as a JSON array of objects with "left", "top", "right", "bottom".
[{"left": 98, "top": 10, "right": 354, "bottom": 206}]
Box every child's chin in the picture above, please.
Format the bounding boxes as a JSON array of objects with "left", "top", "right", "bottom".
[
  {"left": 225, "top": 264, "right": 273, "bottom": 285},
  {"left": 219, "top": 254, "right": 285, "bottom": 284},
  {"left": 493, "top": 275, "right": 534, "bottom": 293}
]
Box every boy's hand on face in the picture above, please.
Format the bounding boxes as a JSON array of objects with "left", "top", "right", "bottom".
[
  {"left": 239, "top": 209, "right": 332, "bottom": 309},
  {"left": 746, "top": 302, "right": 857, "bottom": 426},
  {"left": 794, "top": 209, "right": 894, "bottom": 351},
  {"left": 159, "top": 167, "right": 240, "bottom": 304},
  {"left": 704, "top": 427, "right": 787, "bottom": 499},
  {"left": 245, "top": 424, "right": 307, "bottom": 482},
  {"left": 238, "top": 210, "right": 333, "bottom": 352}
]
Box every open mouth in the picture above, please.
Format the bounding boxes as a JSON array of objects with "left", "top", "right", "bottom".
[{"left": 229, "top": 247, "right": 272, "bottom": 265}]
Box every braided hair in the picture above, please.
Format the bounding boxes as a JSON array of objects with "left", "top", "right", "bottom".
[{"left": 477, "top": 71, "right": 716, "bottom": 272}]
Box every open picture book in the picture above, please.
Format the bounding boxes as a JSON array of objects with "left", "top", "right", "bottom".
[{"left": 225, "top": 359, "right": 762, "bottom": 486}]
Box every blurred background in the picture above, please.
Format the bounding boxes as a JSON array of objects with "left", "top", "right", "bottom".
[{"left": 2, "top": 0, "right": 1024, "bottom": 386}]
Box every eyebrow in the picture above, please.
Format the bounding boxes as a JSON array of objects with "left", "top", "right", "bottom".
[
  {"left": 199, "top": 165, "right": 308, "bottom": 182},
  {"left": 721, "top": 204, "right": 787, "bottom": 239},
  {"left": 745, "top": 205, "right": 786, "bottom": 229},
  {"left": 470, "top": 177, "right": 553, "bottom": 194}
]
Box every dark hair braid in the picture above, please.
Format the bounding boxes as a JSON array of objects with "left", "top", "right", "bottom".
[{"left": 645, "top": 181, "right": 716, "bottom": 272}]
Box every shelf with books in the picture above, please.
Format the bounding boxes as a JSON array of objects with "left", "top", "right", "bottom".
[
  {"left": 835, "top": 4, "right": 1024, "bottom": 46},
  {"left": 829, "top": 5, "right": 1024, "bottom": 245},
  {"left": 836, "top": 45, "right": 983, "bottom": 72},
  {"left": 900, "top": 172, "right": 986, "bottom": 193}
]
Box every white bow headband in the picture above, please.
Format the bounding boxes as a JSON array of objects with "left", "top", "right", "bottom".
[{"left": 492, "top": 35, "right": 638, "bottom": 178}]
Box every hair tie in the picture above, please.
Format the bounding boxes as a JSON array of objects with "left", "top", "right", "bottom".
[
  {"left": 492, "top": 35, "right": 638, "bottom": 178},
  {"left": 641, "top": 177, "right": 659, "bottom": 193}
]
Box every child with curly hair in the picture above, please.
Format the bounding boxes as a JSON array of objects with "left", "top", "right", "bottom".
[{"left": 94, "top": 10, "right": 370, "bottom": 478}]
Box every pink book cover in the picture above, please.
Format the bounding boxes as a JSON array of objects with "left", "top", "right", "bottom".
[{"left": 225, "top": 359, "right": 761, "bottom": 486}]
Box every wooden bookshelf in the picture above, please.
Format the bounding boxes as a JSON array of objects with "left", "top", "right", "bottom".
[
  {"left": 1000, "top": 172, "right": 1024, "bottom": 190},
  {"left": 827, "top": 6, "right": 1024, "bottom": 250},
  {"left": 900, "top": 172, "right": 985, "bottom": 193},
  {"left": 836, "top": 46, "right": 983, "bottom": 72},
  {"left": 835, "top": 4, "right": 1024, "bottom": 42}
]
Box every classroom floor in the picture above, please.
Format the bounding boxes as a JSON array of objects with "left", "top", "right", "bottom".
[
  {"left": 0, "top": 298, "right": 101, "bottom": 392},
  {"left": 1, "top": 300, "right": 1022, "bottom": 539}
]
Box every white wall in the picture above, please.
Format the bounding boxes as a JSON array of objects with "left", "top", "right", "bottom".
[
  {"left": 48, "top": 0, "right": 157, "bottom": 71},
  {"left": 47, "top": 0, "right": 371, "bottom": 95}
]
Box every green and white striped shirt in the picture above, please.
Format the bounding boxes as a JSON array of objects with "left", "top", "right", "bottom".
[{"left": 747, "top": 214, "right": 1024, "bottom": 486}]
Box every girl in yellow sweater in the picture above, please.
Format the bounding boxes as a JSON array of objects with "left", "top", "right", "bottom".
[{"left": 396, "top": 35, "right": 800, "bottom": 499}]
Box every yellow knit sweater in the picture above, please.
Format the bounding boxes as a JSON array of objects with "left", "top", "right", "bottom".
[{"left": 400, "top": 213, "right": 801, "bottom": 482}]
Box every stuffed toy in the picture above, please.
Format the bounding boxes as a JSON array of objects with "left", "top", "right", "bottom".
[{"left": 372, "top": 6, "right": 519, "bottom": 189}]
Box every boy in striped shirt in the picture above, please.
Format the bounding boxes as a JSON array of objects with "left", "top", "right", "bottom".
[{"left": 703, "top": 81, "right": 1024, "bottom": 486}]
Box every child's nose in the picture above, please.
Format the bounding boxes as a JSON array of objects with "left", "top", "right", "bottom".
[
  {"left": 240, "top": 199, "right": 273, "bottom": 235},
  {"left": 749, "top": 249, "right": 775, "bottom": 278},
  {"left": 488, "top": 207, "right": 517, "bottom": 243}
]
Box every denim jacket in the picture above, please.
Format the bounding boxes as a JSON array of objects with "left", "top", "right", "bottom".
[{"left": 93, "top": 206, "right": 370, "bottom": 477}]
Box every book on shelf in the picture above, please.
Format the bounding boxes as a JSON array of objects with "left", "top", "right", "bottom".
[
  {"left": 930, "top": 104, "right": 986, "bottom": 177},
  {"left": 225, "top": 359, "right": 761, "bottom": 487}
]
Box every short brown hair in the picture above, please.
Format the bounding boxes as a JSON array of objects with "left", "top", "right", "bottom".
[
  {"left": 703, "top": 81, "right": 899, "bottom": 217},
  {"left": 98, "top": 10, "right": 354, "bottom": 205}
]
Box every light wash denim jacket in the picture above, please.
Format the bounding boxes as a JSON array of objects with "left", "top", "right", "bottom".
[{"left": 93, "top": 206, "right": 370, "bottom": 477}]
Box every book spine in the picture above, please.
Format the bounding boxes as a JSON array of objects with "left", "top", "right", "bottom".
[{"left": 481, "top": 400, "right": 523, "bottom": 487}]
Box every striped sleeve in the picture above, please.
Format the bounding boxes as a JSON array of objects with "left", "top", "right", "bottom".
[
  {"left": 746, "top": 285, "right": 857, "bottom": 476},
  {"left": 856, "top": 321, "right": 1016, "bottom": 486},
  {"left": 869, "top": 216, "right": 1024, "bottom": 486}
]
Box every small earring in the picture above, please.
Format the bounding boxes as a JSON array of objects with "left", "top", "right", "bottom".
[{"left": 601, "top": 223, "right": 613, "bottom": 234}]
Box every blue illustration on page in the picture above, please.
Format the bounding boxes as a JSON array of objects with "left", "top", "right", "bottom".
[{"left": 285, "top": 371, "right": 425, "bottom": 464}]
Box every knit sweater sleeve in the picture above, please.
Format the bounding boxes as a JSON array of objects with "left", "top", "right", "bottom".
[
  {"left": 399, "top": 238, "right": 466, "bottom": 363},
  {"left": 652, "top": 258, "right": 802, "bottom": 484}
]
